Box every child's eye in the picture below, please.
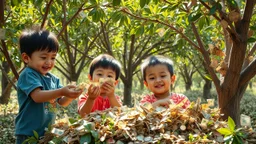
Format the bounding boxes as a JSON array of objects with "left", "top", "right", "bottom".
[
  {"left": 108, "top": 75, "right": 113, "bottom": 78},
  {"left": 149, "top": 77, "right": 155, "bottom": 80},
  {"left": 161, "top": 75, "right": 167, "bottom": 78},
  {"left": 51, "top": 57, "right": 56, "bottom": 60},
  {"left": 97, "top": 73, "right": 103, "bottom": 76},
  {"left": 41, "top": 57, "right": 46, "bottom": 59}
]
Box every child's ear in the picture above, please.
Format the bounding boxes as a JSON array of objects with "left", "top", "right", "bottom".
[
  {"left": 143, "top": 81, "right": 148, "bottom": 87},
  {"left": 21, "top": 53, "right": 29, "bottom": 64},
  {"left": 171, "top": 75, "right": 176, "bottom": 84},
  {"left": 114, "top": 80, "right": 119, "bottom": 86},
  {"left": 88, "top": 74, "right": 92, "bottom": 81}
]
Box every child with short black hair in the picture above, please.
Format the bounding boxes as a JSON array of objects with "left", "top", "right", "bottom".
[
  {"left": 78, "top": 54, "right": 122, "bottom": 117},
  {"left": 15, "top": 26, "right": 83, "bottom": 144},
  {"left": 140, "top": 55, "right": 190, "bottom": 108}
]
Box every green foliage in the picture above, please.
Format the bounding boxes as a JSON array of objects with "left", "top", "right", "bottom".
[
  {"left": 22, "top": 131, "right": 39, "bottom": 144},
  {"left": 217, "top": 117, "right": 246, "bottom": 144}
]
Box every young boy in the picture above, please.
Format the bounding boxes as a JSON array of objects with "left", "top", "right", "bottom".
[
  {"left": 78, "top": 54, "right": 122, "bottom": 117},
  {"left": 15, "top": 26, "right": 83, "bottom": 144},
  {"left": 140, "top": 55, "right": 190, "bottom": 109}
]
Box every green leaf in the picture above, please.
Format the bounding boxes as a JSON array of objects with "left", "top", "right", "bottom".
[
  {"left": 209, "top": 5, "right": 217, "bottom": 15},
  {"left": 123, "top": 16, "right": 131, "bottom": 27},
  {"left": 88, "top": 8, "right": 97, "bottom": 16},
  {"left": 198, "top": 17, "right": 205, "bottom": 30},
  {"left": 250, "top": 25, "right": 256, "bottom": 30},
  {"left": 111, "top": 12, "right": 122, "bottom": 22},
  {"left": 113, "top": 0, "right": 121, "bottom": 6},
  {"left": 33, "top": 130, "right": 39, "bottom": 139},
  {"left": 136, "top": 26, "right": 144, "bottom": 36},
  {"left": 80, "top": 134, "right": 92, "bottom": 143},
  {"left": 34, "top": 0, "right": 43, "bottom": 7},
  {"left": 68, "top": 117, "right": 78, "bottom": 124},
  {"left": 92, "top": 11, "right": 100, "bottom": 22},
  {"left": 248, "top": 37, "right": 256, "bottom": 43},
  {"left": 89, "top": 0, "right": 97, "bottom": 4},
  {"left": 85, "top": 123, "right": 92, "bottom": 131},
  {"left": 217, "top": 128, "right": 232, "bottom": 136},
  {"left": 144, "top": 7, "right": 152, "bottom": 14},
  {"left": 223, "top": 135, "right": 233, "bottom": 142},
  {"left": 91, "top": 130, "right": 99, "bottom": 139},
  {"left": 227, "top": 0, "right": 238, "bottom": 8},
  {"left": 188, "top": 13, "right": 202, "bottom": 22},
  {"left": 153, "top": 0, "right": 159, "bottom": 4},
  {"left": 234, "top": 135, "right": 243, "bottom": 144},
  {"left": 140, "top": 0, "right": 146, "bottom": 8},
  {"left": 228, "top": 116, "right": 236, "bottom": 132}
]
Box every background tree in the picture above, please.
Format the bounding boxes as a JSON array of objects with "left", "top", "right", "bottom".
[{"left": 114, "top": 0, "right": 256, "bottom": 125}]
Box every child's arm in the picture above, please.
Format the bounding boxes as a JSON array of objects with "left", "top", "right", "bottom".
[
  {"left": 78, "top": 84, "right": 100, "bottom": 117},
  {"left": 101, "top": 81, "right": 121, "bottom": 107},
  {"left": 30, "top": 85, "right": 82, "bottom": 103},
  {"left": 57, "top": 97, "right": 74, "bottom": 107},
  {"left": 152, "top": 98, "right": 173, "bottom": 108}
]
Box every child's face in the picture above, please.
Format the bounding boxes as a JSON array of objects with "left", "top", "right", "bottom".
[
  {"left": 22, "top": 50, "right": 57, "bottom": 75},
  {"left": 144, "top": 64, "right": 174, "bottom": 98},
  {"left": 90, "top": 67, "right": 117, "bottom": 82},
  {"left": 89, "top": 67, "right": 117, "bottom": 94}
]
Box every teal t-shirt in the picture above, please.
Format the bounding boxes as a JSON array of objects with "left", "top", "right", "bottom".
[{"left": 15, "top": 67, "right": 62, "bottom": 137}]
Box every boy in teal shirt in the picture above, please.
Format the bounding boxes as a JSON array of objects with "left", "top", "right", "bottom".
[{"left": 15, "top": 26, "right": 83, "bottom": 144}]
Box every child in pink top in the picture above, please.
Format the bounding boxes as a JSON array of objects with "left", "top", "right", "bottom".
[
  {"left": 78, "top": 54, "right": 122, "bottom": 117},
  {"left": 140, "top": 55, "right": 190, "bottom": 109}
]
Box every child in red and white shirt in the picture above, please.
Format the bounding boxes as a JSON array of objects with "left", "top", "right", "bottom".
[
  {"left": 78, "top": 54, "right": 122, "bottom": 117},
  {"left": 140, "top": 55, "right": 190, "bottom": 109}
]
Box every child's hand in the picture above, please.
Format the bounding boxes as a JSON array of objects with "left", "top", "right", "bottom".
[
  {"left": 100, "top": 80, "right": 115, "bottom": 98},
  {"left": 152, "top": 98, "right": 173, "bottom": 108},
  {"left": 87, "top": 84, "right": 100, "bottom": 100},
  {"left": 61, "top": 85, "right": 83, "bottom": 99}
]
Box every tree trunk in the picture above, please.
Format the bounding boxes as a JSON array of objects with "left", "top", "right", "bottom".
[
  {"left": 185, "top": 80, "right": 192, "bottom": 91},
  {"left": 0, "top": 82, "right": 12, "bottom": 104},
  {"left": 219, "top": 92, "right": 242, "bottom": 126},
  {"left": 140, "top": 80, "right": 144, "bottom": 90},
  {"left": 1, "top": 61, "right": 9, "bottom": 92},
  {"left": 0, "top": 61, "right": 11, "bottom": 104},
  {"left": 203, "top": 79, "right": 211, "bottom": 99},
  {"left": 123, "top": 79, "right": 132, "bottom": 107}
]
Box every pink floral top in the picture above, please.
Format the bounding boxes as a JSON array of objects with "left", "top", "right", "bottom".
[{"left": 140, "top": 93, "right": 190, "bottom": 109}]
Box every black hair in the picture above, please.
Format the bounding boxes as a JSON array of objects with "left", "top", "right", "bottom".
[
  {"left": 19, "top": 25, "right": 59, "bottom": 58},
  {"left": 89, "top": 54, "right": 122, "bottom": 80},
  {"left": 141, "top": 55, "right": 174, "bottom": 81}
]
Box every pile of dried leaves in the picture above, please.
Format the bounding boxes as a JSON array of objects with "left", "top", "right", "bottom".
[{"left": 40, "top": 99, "right": 256, "bottom": 144}]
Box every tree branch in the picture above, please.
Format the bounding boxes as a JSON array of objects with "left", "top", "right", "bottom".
[
  {"left": 190, "top": 22, "right": 220, "bottom": 93},
  {"left": 41, "top": 0, "right": 53, "bottom": 29},
  {"left": 239, "top": 58, "right": 256, "bottom": 87},
  {"left": 120, "top": 8, "right": 200, "bottom": 50},
  {"left": 57, "top": 3, "right": 86, "bottom": 38}
]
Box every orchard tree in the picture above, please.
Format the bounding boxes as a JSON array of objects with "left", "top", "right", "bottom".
[
  {"left": 114, "top": 0, "right": 256, "bottom": 125},
  {"left": 0, "top": 0, "right": 101, "bottom": 103}
]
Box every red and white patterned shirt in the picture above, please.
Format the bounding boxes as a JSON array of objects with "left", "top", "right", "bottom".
[
  {"left": 140, "top": 93, "right": 190, "bottom": 109},
  {"left": 78, "top": 94, "right": 122, "bottom": 113}
]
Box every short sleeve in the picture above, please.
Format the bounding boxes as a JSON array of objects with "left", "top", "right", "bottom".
[
  {"left": 77, "top": 94, "right": 88, "bottom": 113},
  {"left": 18, "top": 71, "right": 43, "bottom": 96},
  {"left": 171, "top": 93, "right": 190, "bottom": 109},
  {"left": 115, "top": 95, "right": 122, "bottom": 105}
]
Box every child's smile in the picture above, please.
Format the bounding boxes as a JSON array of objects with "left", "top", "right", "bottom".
[
  {"left": 144, "top": 64, "right": 172, "bottom": 98},
  {"left": 24, "top": 50, "right": 57, "bottom": 75}
]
